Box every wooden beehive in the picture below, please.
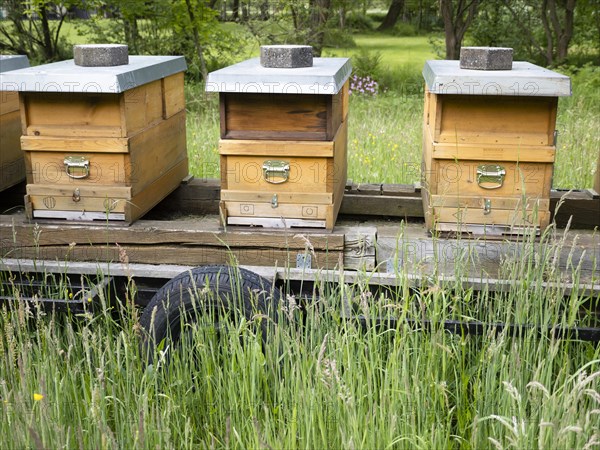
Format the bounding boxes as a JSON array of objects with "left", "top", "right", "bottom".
[
  {"left": 1, "top": 55, "right": 188, "bottom": 223},
  {"left": 422, "top": 60, "right": 571, "bottom": 235},
  {"left": 207, "top": 57, "right": 351, "bottom": 229},
  {"left": 0, "top": 55, "right": 29, "bottom": 191}
]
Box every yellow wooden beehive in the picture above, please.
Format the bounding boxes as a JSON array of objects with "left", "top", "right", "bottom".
[
  {"left": 422, "top": 56, "right": 571, "bottom": 236},
  {"left": 1, "top": 46, "right": 188, "bottom": 223},
  {"left": 207, "top": 47, "right": 351, "bottom": 229}
]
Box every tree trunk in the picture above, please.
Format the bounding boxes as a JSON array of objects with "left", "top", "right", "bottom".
[
  {"left": 232, "top": 0, "right": 239, "bottom": 21},
  {"left": 241, "top": 1, "right": 249, "bottom": 22},
  {"left": 260, "top": 0, "right": 269, "bottom": 20},
  {"left": 441, "top": 0, "right": 480, "bottom": 60},
  {"left": 540, "top": 0, "right": 554, "bottom": 65},
  {"left": 339, "top": 4, "right": 346, "bottom": 29},
  {"left": 377, "top": 0, "right": 404, "bottom": 31},
  {"left": 123, "top": 19, "right": 140, "bottom": 54},
  {"left": 309, "top": 0, "right": 331, "bottom": 56},
  {"left": 184, "top": 0, "right": 208, "bottom": 80},
  {"left": 39, "top": 5, "right": 54, "bottom": 61},
  {"left": 549, "top": 0, "right": 576, "bottom": 64}
]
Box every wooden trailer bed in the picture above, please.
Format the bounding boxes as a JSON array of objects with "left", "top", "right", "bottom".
[{"left": 1, "top": 178, "right": 598, "bottom": 295}]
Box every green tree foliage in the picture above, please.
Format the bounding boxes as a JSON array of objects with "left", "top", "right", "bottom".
[
  {"left": 440, "top": 0, "right": 480, "bottom": 59},
  {"left": 78, "top": 0, "right": 249, "bottom": 80},
  {"left": 468, "top": 0, "right": 596, "bottom": 66},
  {"left": 0, "top": 0, "right": 83, "bottom": 62}
]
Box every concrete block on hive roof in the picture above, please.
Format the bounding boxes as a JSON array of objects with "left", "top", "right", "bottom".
[
  {"left": 74, "top": 44, "right": 129, "bottom": 67},
  {"left": 260, "top": 45, "right": 313, "bottom": 68},
  {"left": 460, "top": 47, "right": 513, "bottom": 71}
]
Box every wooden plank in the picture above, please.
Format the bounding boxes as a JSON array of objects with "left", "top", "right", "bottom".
[
  {"left": 26, "top": 183, "right": 132, "bottom": 198},
  {"left": 122, "top": 79, "right": 163, "bottom": 136},
  {"left": 382, "top": 184, "right": 420, "bottom": 196},
  {"left": 0, "top": 158, "right": 25, "bottom": 192},
  {"left": 23, "top": 92, "right": 122, "bottom": 137},
  {"left": 28, "top": 194, "right": 127, "bottom": 214},
  {"left": 162, "top": 73, "right": 185, "bottom": 119},
  {"left": 221, "top": 190, "right": 332, "bottom": 204},
  {"left": 551, "top": 189, "right": 600, "bottom": 229},
  {"left": 32, "top": 210, "right": 126, "bottom": 221},
  {"left": 219, "top": 138, "right": 334, "bottom": 157},
  {"left": 1, "top": 110, "right": 23, "bottom": 161},
  {"left": 21, "top": 136, "right": 129, "bottom": 153},
  {"left": 354, "top": 183, "right": 381, "bottom": 195},
  {"left": 340, "top": 194, "right": 424, "bottom": 218},
  {"left": 326, "top": 120, "right": 348, "bottom": 195},
  {"left": 0, "top": 91, "right": 19, "bottom": 115},
  {"left": 435, "top": 206, "right": 550, "bottom": 227},
  {"left": 435, "top": 95, "right": 557, "bottom": 146},
  {"left": 223, "top": 92, "right": 329, "bottom": 141},
  {"left": 222, "top": 155, "right": 329, "bottom": 193},
  {"left": 430, "top": 195, "right": 550, "bottom": 210},
  {"left": 327, "top": 87, "right": 344, "bottom": 140},
  {"left": 336, "top": 225, "right": 376, "bottom": 270},
  {"left": 27, "top": 152, "right": 128, "bottom": 186},
  {"left": 224, "top": 201, "right": 328, "bottom": 220},
  {"left": 2, "top": 258, "right": 597, "bottom": 297},
  {"left": 0, "top": 212, "right": 343, "bottom": 250},
  {"left": 227, "top": 217, "right": 326, "bottom": 229},
  {"left": 223, "top": 130, "right": 327, "bottom": 141},
  {"left": 435, "top": 160, "right": 552, "bottom": 198},
  {"left": 25, "top": 124, "right": 123, "bottom": 138},
  {"left": 19, "top": 93, "right": 27, "bottom": 135},
  {"left": 2, "top": 244, "right": 343, "bottom": 270},
  {"left": 432, "top": 143, "right": 555, "bottom": 163},
  {"left": 128, "top": 110, "right": 188, "bottom": 195},
  {"left": 219, "top": 93, "right": 227, "bottom": 139},
  {"left": 341, "top": 80, "right": 349, "bottom": 122},
  {"left": 125, "top": 157, "right": 189, "bottom": 222},
  {"left": 0, "top": 109, "right": 25, "bottom": 190},
  {"left": 376, "top": 221, "right": 599, "bottom": 289}
]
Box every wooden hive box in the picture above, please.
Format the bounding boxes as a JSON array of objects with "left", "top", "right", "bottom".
[
  {"left": 0, "top": 55, "right": 30, "bottom": 191},
  {"left": 206, "top": 56, "right": 351, "bottom": 229},
  {"left": 1, "top": 55, "right": 188, "bottom": 224},
  {"left": 421, "top": 60, "right": 571, "bottom": 236}
]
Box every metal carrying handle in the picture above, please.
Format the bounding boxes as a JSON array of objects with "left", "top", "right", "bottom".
[
  {"left": 64, "top": 156, "right": 90, "bottom": 179},
  {"left": 263, "top": 160, "right": 290, "bottom": 184},
  {"left": 476, "top": 164, "right": 506, "bottom": 190}
]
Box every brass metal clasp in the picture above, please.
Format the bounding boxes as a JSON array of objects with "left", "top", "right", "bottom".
[
  {"left": 476, "top": 164, "right": 506, "bottom": 190},
  {"left": 263, "top": 160, "right": 290, "bottom": 184},
  {"left": 64, "top": 156, "right": 90, "bottom": 179}
]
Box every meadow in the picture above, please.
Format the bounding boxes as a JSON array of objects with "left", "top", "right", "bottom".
[{"left": 1, "top": 28, "right": 600, "bottom": 449}]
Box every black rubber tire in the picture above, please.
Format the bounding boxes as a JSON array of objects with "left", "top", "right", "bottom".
[{"left": 139, "top": 265, "right": 280, "bottom": 365}]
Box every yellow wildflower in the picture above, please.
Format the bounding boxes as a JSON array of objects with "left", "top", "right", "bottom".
[{"left": 33, "top": 393, "right": 44, "bottom": 401}]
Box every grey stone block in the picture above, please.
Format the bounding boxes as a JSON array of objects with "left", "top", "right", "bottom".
[
  {"left": 260, "top": 45, "right": 313, "bottom": 68},
  {"left": 74, "top": 44, "right": 129, "bottom": 67},
  {"left": 460, "top": 47, "right": 513, "bottom": 70}
]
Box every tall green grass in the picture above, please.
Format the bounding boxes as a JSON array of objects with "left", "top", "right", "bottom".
[{"left": 1, "top": 226, "right": 599, "bottom": 448}]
